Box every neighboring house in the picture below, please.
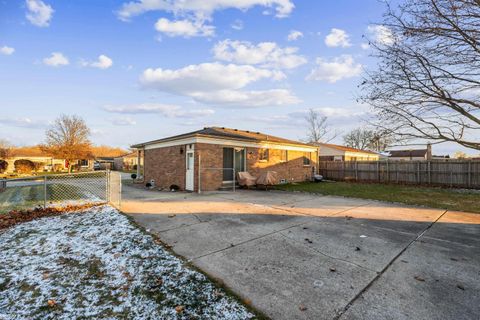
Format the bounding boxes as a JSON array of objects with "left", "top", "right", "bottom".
[
  {"left": 1, "top": 146, "right": 94, "bottom": 174},
  {"left": 387, "top": 144, "right": 432, "bottom": 161},
  {"left": 113, "top": 152, "right": 139, "bottom": 171},
  {"left": 314, "top": 143, "right": 380, "bottom": 161},
  {"left": 131, "top": 127, "right": 318, "bottom": 192}
]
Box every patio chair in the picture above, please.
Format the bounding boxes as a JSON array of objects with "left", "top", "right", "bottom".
[{"left": 237, "top": 172, "right": 257, "bottom": 188}]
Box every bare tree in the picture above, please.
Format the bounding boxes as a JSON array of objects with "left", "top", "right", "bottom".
[
  {"left": 343, "top": 128, "right": 374, "bottom": 150},
  {"left": 360, "top": 0, "right": 480, "bottom": 151},
  {"left": 41, "top": 115, "right": 92, "bottom": 173},
  {"left": 343, "top": 128, "right": 395, "bottom": 151},
  {"left": 0, "top": 139, "right": 12, "bottom": 159},
  {"left": 304, "top": 108, "right": 339, "bottom": 143}
]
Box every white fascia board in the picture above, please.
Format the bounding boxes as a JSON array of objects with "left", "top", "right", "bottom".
[
  {"left": 144, "top": 136, "right": 317, "bottom": 152},
  {"left": 344, "top": 151, "right": 378, "bottom": 158}
]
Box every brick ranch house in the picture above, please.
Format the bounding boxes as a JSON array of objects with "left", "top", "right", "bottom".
[{"left": 131, "top": 127, "right": 319, "bottom": 192}]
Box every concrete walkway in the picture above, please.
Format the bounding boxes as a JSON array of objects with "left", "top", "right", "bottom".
[{"left": 121, "top": 185, "right": 480, "bottom": 320}]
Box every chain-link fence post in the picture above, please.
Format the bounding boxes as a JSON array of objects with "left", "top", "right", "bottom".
[
  {"left": 106, "top": 170, "right": 110, "bottom": 203},
  {"left": 43, "top": 175, "right": 47, "bottom": 209}
]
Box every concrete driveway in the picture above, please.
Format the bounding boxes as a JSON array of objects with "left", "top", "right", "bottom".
[{"left": 121, "top": 185, "right": 480, "bottom": 320}]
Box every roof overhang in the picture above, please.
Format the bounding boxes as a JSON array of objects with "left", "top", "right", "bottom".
[{"left": 133, "top": 135, "right": 317, "bottom": 152}]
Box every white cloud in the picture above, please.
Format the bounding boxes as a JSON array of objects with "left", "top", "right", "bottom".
[
  {"left": 360, "top": 42, "right": 370, "bottom": 50},
  {"left": 155, "top": 18, "right": 214, "bottom": 38},
  {"left": 306, "top": 55, "right": 362, "bottom": 83},
  {"left": 43, "top": 52, "right": 69, "bottom": 67},
  {"left": 25, "top": 0, "right": 54, "bottom": 27},
  {"left": 0, "top": 46, "right": 15, "bottom": 55},
  {"left": 324, "top": 28, "right": 351, "bottom": 48},
  {"left": 110, "top": 117, "right": 137, "bottom": 126},
  {"left": 212, "top": 39, "right": 307, "bottom": 69},
  {"left": 0, "top": 117, "right": 46, "bottom": 129},
  {"left": 287, "top": 30, "right": 303, "bottom": 41},
  {"left": 366, "top": 25, "right": 394, "bottom": 45},
  {"left": 141, "top": 62, "right": 285, "bottom": 93},
  {"left": 139, "top": 62, "right": 298, "bottom": 107},
  {"left": 231, "top": 19, "right": 243, "bottom": 30},
  {"left": 81, "top": 55, "right": 113, "bottom": 69},
  {"left": 104, "top": 103, "right": 215, "bottom": 118},
  {"left": 189, "top": 89, "right": 300, "bottom": 107},
  {"left": 117, "top": 0, "right": 294, "bottom": 21}
]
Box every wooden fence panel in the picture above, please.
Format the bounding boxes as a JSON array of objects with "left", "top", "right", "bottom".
[{"left": 318, "top": 160, "right": 480, "bottom": 188}]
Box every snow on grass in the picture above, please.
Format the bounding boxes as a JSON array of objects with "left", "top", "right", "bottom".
[{"left": 0, "top": 205, "right": 254, "bottom": 319}]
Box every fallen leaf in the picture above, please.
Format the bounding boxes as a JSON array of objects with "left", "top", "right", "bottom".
[
  {"left": 329, "top": 267, "right": 336, "bottom": 272},
  {"left": 47, "top": 300, "right": 56, "bottom": 307},
  {"left": 414, "top": 276, "right": 425, "bottom": 282},
  {"left": 175, "top": 305, "right": 184, "bottom": 313}
]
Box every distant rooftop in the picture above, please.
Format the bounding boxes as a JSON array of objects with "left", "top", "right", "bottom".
[
  {"left": 312, "top": 142, "right": 379, "bottom": 155},
  {"left": 387, "top": 149, "right": 428, "bottom": 158}
]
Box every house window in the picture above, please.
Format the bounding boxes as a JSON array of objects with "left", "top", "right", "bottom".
[
  {"left": 303, "top": 152, "right": 311, "bottom": 166},
  {"left": 259, "top": 148, "right": 269, "bottom": 161},
  {"left": 279, "top": 150, "right": 288, "bottom": 162},
  {"left": 78, "top": 159, "right": 89, "bottom": 167}
]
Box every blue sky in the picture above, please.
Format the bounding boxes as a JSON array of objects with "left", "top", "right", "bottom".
[{"left": 0, "top": 0, "right": 474, "bottom": 155}]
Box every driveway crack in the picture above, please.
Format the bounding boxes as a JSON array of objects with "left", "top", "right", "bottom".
[{"left": 333, "top": 209, "right": 449, "bottom": 320}]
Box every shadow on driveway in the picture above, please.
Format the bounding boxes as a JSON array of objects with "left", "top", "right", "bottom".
[{"left": 121, "top": 186, "right": 480, "bottom": 320}]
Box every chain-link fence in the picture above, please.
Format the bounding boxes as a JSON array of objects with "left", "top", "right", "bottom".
[{"left": 0, "top": 171, "right": 121, "bottom": 214}]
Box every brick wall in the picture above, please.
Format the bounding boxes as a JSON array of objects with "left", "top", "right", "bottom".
[
  {"left": 246, "top": 148, "right": 317, "bottom": 183},
  {"left": 196, "top": 144, "right": 318, "bottom": 191},
  {"left": 144, "top": 145, "right": 186, "bottom": 190},
  {"left": 196, "top": 143, "right": 223, "bottom": 191},
  {"left": 144, "top": 143, "right": 318, "bottom": 192}
]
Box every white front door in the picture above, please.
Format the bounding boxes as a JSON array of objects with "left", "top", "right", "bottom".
[{"left": 185, "top": 150, "right": 194, "bottom": 191}]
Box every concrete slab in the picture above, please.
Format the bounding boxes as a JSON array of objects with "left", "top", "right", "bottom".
[
  {"left": 334, "top": 202, "right": 446, "bottom": 235},
  {"left": 194, "top": 233, "right": 377, "bottom": 320},
  {"left": 341, "top": 236, "right": 480, "bottom": 320},
  {"left": 157, "top": 213, "right": 312, "bottom": 259},
  {"left": 423, "top": 211, "right": 480, "bottom": 246},
  {"left": 272, "top": 195, "right": 372, "bottom": 217},
  {"left": 280, "top": 217, "right": 417, "bottom": 272},
  {"left": 122, "top": 187, "right": 480, "bottom": 320},
  {"left": 213, "top": 190, "right": 318, "bottom": 206},
  {"left": 127, "top": 212, "right": 202, "bottom": 233}
]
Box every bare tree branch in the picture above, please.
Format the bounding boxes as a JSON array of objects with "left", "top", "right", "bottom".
[
  {"left": 360, "top": 0, "right": 480, "bottom": 151},
  {"left": 304, "top": 108, "right": 340, "bottom": 143}
]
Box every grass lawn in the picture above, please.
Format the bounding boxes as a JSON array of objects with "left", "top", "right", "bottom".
[
  {"left": 0, "top": 205, "right": 254, "bottom": 319},
  {"left": 274, "top": 181, "right": 480, "bottom": 213}
]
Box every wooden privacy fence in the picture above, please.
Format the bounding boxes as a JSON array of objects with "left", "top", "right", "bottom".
[{"left": 318, "top": 160, "right": 480, "bottom": 188}]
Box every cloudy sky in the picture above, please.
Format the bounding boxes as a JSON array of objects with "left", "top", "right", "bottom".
[{"left": 0, "top": 0, "right": 473, "bottom": 155}]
